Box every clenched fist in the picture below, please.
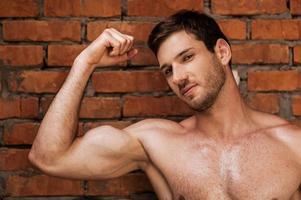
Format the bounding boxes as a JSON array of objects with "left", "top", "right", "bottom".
[{"left": 76, "top": 28, "right": 138, "bottom": 67}]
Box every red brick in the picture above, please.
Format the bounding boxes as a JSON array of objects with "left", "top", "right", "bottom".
[
  {"left": 20, "top": 97, "right": 39, "bottom": 118},
  {"left": 291, "top": 0, "right": 301, "bottom": 15},
  {"left": 5, "top": 175, "right": 84, "bottom": 196},
  {"left": 130, "top": 47, "right": 158, "bottom": 66},
  {"left": 44, "top": 0, "right": 81, "bottom": 16},
  {"left": 232, "top": 44, "right": 289, "bottom": 64},
  {"left": 218, "top": 19, "right": 246, "bottom": 40},
  {"left": 40, "top": 96, "right": 122, "bottom": 119},
  {"left": 0, "top": 45, "right": 43, "bottom": 67},
  {"left": 80, "top": 97, "right": 121, "bottom": 119},
  {"left": 292, "top": 95, "right": 301, "bottom": 116},
  {"left": 247, "top": 93, "right": 280, "bottom": 114},
  {"left": 128, "top": 0, "right": 203, "bottom": 17},
  {"left": 44, "top": 0, "right": 120, "bottom": 17},
  {"left": 0, "top": 149, "right": 31, "bottom": 171},
  {"left": 81, "top": 0, "right": 120, "bottom": 17},
  {"left": 92, "top": 71, "right": 168, "bottom": 93},
  {"left": 252, "top": 19, "right": 301, "bottom": 40},
  {"left": 212, "top": 0, "right": 287, "bottom": 15},
  {"left": 87, "top": 21, "right": 155, "bottom": 43},
  {"left": 3, "top": 122, "right": 39, "bottom": 145},
  {"left": 0, "top": 98, "right": 20, "bottom": 119},
  {"left": 0, "top": 0, "right": 39, "bottom": 17},
  {"left": 248, "top": 70, "right": 299, "bottom": 91},
  {"left": 87, "top": 173, "right": 153, "bottom": 195},
  {"left": 8, "top": 71, "right": 68, "bottom": 93},
  {"left": 3, "top": 20, "right": 81, "bottom": 42},
  {"left": 0, "top": 97, "right": 38, "bottom": 119},
  {"left": 123, "top": 96, "right": 193, "bottom": 117},
  {"left": 294, "top": 45, "right": 301, "bottom": 64},
  {"left": 48, "top": 45, "right": 86, "bottom": 66}
]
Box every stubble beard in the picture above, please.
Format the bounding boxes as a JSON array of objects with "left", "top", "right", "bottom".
[{"left": 186, "top": 57, "right": 226, "bottom": 112}]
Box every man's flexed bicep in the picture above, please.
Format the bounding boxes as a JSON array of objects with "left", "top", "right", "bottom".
[{"left": 32, "top": 125, "right": 148, "bottom": 180}]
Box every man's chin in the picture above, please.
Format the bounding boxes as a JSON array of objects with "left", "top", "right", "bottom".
[{"left": 184, "top": 96, "right": 215, "bottom": 112}]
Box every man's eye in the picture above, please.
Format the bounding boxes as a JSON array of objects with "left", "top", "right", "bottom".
[
  {"left": 164, "top": 68, "right": 172, "bottom": 76},
  {"left": 183, "top": 54, "right": 193, "bottom": 62}
]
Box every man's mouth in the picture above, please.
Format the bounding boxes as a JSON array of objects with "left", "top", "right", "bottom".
[{"left": 181, "top": 84, "right": 197, "bottom": 96}]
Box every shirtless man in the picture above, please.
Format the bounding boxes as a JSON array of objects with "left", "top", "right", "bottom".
[{"left": 28, "top": 10, "right": 301, "bottom": 199}]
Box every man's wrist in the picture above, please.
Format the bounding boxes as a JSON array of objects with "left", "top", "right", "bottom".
[{"left": 72, "top": 56, "right": 96, "bottom": 75}]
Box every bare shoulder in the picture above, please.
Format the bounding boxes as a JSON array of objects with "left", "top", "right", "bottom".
[
  {"left": 251, "top": 111, "right": 301, "bottom": 161},
  {"left": 266, "top": 118, "right": 301, "bottom": 145},
  {"left": 267, "top": 119, "right": 301, "bottom": 167},
  {"left": 256, "top": 112, "right": 301, "bottom": 144},
  {"left": 124, "top": 118, "right": 183, "bottom": 138},
  {"left": 122, "top": 118, "right": 183, "bottom": 170}
]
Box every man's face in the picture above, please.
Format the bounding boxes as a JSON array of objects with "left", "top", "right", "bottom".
[{"left": 157, "top": 30, "right": 226, "bottom": 111}]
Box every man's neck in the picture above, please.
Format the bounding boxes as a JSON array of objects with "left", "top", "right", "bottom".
[{"left": 193, "top": 70, "right": 258, "bottom": 141}]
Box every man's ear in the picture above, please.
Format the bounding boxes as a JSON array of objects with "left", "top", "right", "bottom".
[{"left": 214, "top": 39, "right": 231, "bottom": 66}]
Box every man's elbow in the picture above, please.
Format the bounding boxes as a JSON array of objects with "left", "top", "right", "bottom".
[
  {"left": 28, "top": 149, "right": 43, "bottom": 169},
  {"left": 28, "top": 149, "right": 53, "bottom": 174}
]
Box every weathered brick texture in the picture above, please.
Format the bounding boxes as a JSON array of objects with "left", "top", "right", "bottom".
[
  {"left": 247, "top": 93, "right": 280, "bottom": 114},
  {"left": 3, "top": 20, "right": 81, "bottom": 42},
  {"left": 1, "top": 1, "right": 300, "bottom": 199},
  {"left": 212, "top": 0, "right": 287, "bottom": 15},
  {"left": 294, "top": 45, "right": 301, "bottom": 64},
  {"left": 0, "top": 45, "right": 43, "bottom": 67},
  {"left": 5, "top": 175, "right": 84, "bottom": 196},
  {"left": 127, "top": 0, "right": 204, "bottom": 16},
  {"left": 292, "top": 95, "right": 301, "bottom": 116},
  {"left": 44, "top": 0, "right": 121, "bottom": 17},
  {"left": 248, "top": 70, "right": 300, "bottom": 91},
  {"left": 252, "top": 20, "right": 301, "bottom": 40},
  {"left": 87, "top": 174, "right": 153, "bottom": 195},
  {"left": 218, "top": 19, "right": 246, "bottom": 40},
  {"left": 48, "top": 45, "right": 86, "bottom": 66},
  {"left": 3, "top": 122, "right": 40, "bottom": 145},
  {"left": 123, "top": 96, "right": 193, "bottom": 117},
  {"left": 0, "top": 0, "right": 39, "bottom": 17},
  {"left": 87, "top": 21, "right": 155, "bottom": 43},
  {"left": 8, "top": 71, "right": 68, "bottom": 93},
  {"left": 290, "top": 0, "right": 301, "bottom": 15},
  {"left": 232, "top": 44, "right": 289, "bottom": 64},
  {"left": 0, "top": 97, "right": 39, "bottom": 119},
  {"left": 92, "top": 71, "right": 169, "bottom": 93},
  {"left": 0, "top": 149, "right": 32, "bottom": 171}
]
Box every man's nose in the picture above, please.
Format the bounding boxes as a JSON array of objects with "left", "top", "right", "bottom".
[{"left": 172, "top": 66, "right": 187, "bottom": 85}]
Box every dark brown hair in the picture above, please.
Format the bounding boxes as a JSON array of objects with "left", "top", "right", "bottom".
[{"left": 148, "top": 10, "right": 230, "bottom": 58}]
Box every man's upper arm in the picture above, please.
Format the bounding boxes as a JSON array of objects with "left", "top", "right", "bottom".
[{"left": 38, "top": 125, "right": 149, "bottom": 180}]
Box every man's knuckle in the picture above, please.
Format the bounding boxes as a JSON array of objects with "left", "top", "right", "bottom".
[
  {"left": 121, "top": 38, "right": 127, "bottom": 44},
  {"left": 104, "top": 28, "right": 111, "bottom": 33}
]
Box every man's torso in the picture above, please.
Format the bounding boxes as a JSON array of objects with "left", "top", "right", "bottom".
[{"left": 132, "top": 118, "right": 301, "bottom": 200}]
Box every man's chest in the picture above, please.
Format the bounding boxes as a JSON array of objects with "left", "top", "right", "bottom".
[{"left": 141, "top": 132, "right": 301, "bottom": 200}]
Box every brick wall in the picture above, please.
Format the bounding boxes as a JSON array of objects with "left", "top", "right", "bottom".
[{"left": 0, "top": 0, "right": 300, "bottom": 199}]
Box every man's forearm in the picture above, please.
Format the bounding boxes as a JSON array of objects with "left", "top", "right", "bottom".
[{"left": 29, "top": 59, "right": 94, "bottom": 165}]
